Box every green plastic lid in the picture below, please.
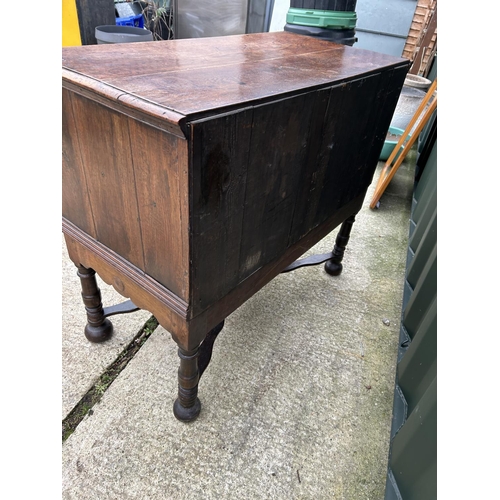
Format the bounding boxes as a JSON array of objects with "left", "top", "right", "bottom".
[{"left": 286, "top": 8, "right": 357, "bottom": 29}]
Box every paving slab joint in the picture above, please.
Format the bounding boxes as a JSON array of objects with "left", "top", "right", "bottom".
[{"left": 62, "top": 315, "right": 159, "bottom": 442}]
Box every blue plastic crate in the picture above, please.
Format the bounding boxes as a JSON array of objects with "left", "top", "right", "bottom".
[{"left": 116, "top": 13, "right": 144, "bottom": 29}]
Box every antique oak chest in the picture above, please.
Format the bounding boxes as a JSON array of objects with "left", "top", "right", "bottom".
[{"left": 62, "top": 32, "right": 409, "bottom": 421}]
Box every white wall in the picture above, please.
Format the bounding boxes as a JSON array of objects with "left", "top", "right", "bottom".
[{"left": 269, "top": 0, "right": 289, "bottom": 32}]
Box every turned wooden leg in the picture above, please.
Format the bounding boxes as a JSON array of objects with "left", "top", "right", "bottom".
[
  {"left": 325, "top": 215, "right": 356, "bottom": 276},
  {"left": 173, "top": 321, "right": 225, "bottom": 422},
  {"left": 77, "top": 265, "right": 113, "bottom": 343},
  {"left": 173, "top": 345, "right": 202, "bottom": 422}
]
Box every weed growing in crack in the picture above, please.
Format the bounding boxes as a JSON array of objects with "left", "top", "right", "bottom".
[{"left": 62, "top": 316, "right": 159, "bottom": 442}]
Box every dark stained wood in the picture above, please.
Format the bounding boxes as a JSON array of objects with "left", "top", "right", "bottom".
[
  {"left": 174, "top": 319, "right": 225, "bottom": 423},
  {"left": 173, "top": 345, "right": 202, "bottom": 422},
  {"left": 62, "top": 32, "right": 410, "bottom": 419},
  {"left": 76, "top": 264, "right": 113, "bottom": 343},
  {"left": 281, "top": 252, "right": 335, "bottom": 273},
  {"left": 189, "top": 108, "right": 254, "bottom": 310},
  {"left": 102, "top": 299, "right": 140, "bottom": 318},
  {"left": 324, "top": 215, "right": 356, "bottom": 276},
  {"left": 186, "top": 194, "right": 365, "bottom": 350},
  {"left": 312, "top": 76, "right": 383, "bottom": 223},
  {"left": 285, "top": 86, "right": 333, "bottom": 241},
  {"left": 198, "top": 321, "right": 225, "bottom": 379},
  {"left": 237, "top": 91, "right": 320, "bottom": 279},
  {"left": 187, "top": 69, "right": 408, "bottom": 320}
]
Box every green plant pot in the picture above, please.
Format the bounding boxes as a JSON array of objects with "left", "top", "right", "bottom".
[{"left": 379, "top": 126, "right": 407, "bottom": 161}]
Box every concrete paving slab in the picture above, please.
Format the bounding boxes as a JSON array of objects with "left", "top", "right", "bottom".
[{"left": 62, "top": 159, "right": 414, "bottom": 499}]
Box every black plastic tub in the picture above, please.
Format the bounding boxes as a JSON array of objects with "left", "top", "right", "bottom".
[
  {"left": 284, "top": 23, "right": 357, "bottom": 46},
  {"left": 290, "top": 0, "right": 357, "bottom": 11}
]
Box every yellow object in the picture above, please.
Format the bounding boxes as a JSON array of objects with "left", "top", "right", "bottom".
[{"left": 62, "top": 0, "right": 81, "bottom": 46}]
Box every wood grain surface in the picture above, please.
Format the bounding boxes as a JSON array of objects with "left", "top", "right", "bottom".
[{"left": 62, "top": 31, "right": 407, "bottom": 121}]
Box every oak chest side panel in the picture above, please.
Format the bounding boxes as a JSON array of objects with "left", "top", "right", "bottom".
[
  {"left": 129, "top": 119, "right": 190, "bottom": 301},
  {"left": 188, "top": 65, "right": 408, "bottom": 317},
  {"left": 66, "top": 92, "right": 145, "bottom": 271},
  {"left": 62, "top": 90, "right": 190, "bottom": 301},
  {"left": 309, "top": 65, "right": 409, "bottom": 230}
]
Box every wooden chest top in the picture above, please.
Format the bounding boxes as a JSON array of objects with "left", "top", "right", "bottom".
[{"left": 62, "top": 31, "right": 406, "bottom": 132}]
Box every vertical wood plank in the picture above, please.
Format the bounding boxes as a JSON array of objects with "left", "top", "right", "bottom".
[
  {"left": 129, "top": 120, "right": 190, "bottom": 300},
  {"left": 238, "top": 91, "right": 319, "bottom": 278},
  {"left": 70, "top": 93, "right": 145, "bottom": 270},
  {"left": 358, "top": 66, "right": 410, "bottom": 187},
  {"left": 286, "top": 86, "right": 333, "bottom": 242},
  {"left": 312, "top": 70, "right": 405, "bottom": 225},
  {"left": 62, "top": 89, "right": 96, "bottom": 236},
  {"left": 314, "top": 78, "right": 375, "bottom": 224},
  {"left": 189, "top": 109, "right": 254, "bottom": 311}
]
